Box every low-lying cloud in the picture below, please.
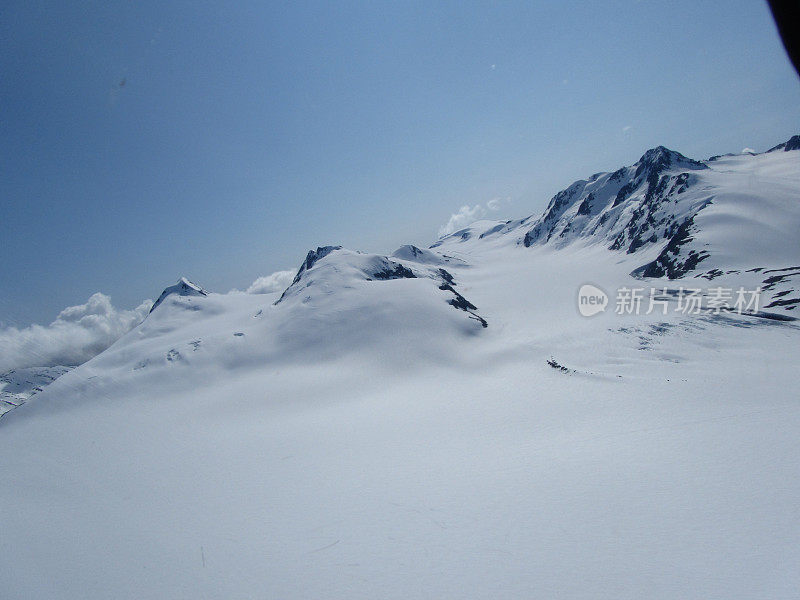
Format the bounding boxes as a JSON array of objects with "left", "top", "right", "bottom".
[
  {"left": 246, "top": 270, "right": 295, "bottom": 294},
  {"left": 0, "top": 293, "right": 152, "bottom": 373},
  {"left": 0, "top": 269, "right": 300, "bottom": 373},
  {"left": 438, "top": 197, "right": 511, "bottom": 238}
]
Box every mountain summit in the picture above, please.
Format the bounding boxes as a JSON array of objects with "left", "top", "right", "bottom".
[
  {"left": 431, "top": 135, "right": 800, "bottom": 287},
  {"left": 149, "top": 277, "right": 208, "bottom": 313}
]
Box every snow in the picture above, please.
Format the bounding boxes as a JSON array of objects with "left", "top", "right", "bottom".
[
  {"left": 149, "top": 277, "right": 209, "bottom": 313},
  {"left": 2, "top": 139, "right": 800, "bottom": 599},
  {"left": 0, "top": 365, "right": 72, "bottom": 419},
  {"left": 686, "top": 150, "right": 800, "bottom": 270},
  {"left": 391, "top": 244, "right": 463, "bottom": 266},
  {"left": 509, "top": 139, "right": 799, "bottom": 273}
]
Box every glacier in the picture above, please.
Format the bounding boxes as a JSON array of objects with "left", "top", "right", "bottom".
[{"left": 1, "top": 137, "right": 799, "bottom": 599}]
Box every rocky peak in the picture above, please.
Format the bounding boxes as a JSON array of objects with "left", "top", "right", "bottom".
[
  {"left": 634, "top": 146, "right": 706, "bottom": 179},
  {"left": 767, "top": 134, "right": 800, "bottom": 153},
  {"left": 150, "top": 277, "right": 208, "bottom": 313}
]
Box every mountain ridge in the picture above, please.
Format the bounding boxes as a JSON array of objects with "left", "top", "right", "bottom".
[{"left": 432, "top": 135, "right": 800, "bottom": 284}]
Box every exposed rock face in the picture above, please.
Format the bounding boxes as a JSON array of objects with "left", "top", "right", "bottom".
[
  {"left": 522, "top": 145, "right": 708, "bottom": 254},
  {"left": 632, "top": 213, "right": 711, "bottom": 279}
]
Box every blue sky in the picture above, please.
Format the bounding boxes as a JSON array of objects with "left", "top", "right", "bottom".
[{"left": 2, "top": 0, "right": 799, "bottom": 326}]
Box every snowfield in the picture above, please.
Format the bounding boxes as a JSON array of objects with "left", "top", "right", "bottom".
[{"left": 2, "top": 139, "right": 799, "bottom": 599}]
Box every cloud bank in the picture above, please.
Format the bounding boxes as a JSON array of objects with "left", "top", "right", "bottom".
[
  {"left": 438, "top": 197, "right": 511, "bottom": 238},
  {"left": 0, "top": 293, "right": 152, "bottom": 373},
  {"left": 246, "top": 270, "right": 295, "bottom": 294},
  {"left": 1, "top": 268, "right": 297, "bottom": 373}
]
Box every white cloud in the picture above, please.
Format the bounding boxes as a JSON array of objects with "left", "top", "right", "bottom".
[
  {"left": 438, "top": 205, "right": 486, "bottom": 238},
  {"left": 622, "top": 125, "right": 632, "bottom": 133},
  {"left": 742, "top": 147, "right": 755, "bottom": 154},
  {"left": 246, "top": 270, "right": 295, "bottom": 294},
  {"left": 0, "top": 293, "right": 152, "bottom": 372},
  {"left": 488, "top": 196, "right": 510, "bottom": 211},
  {"left": 438, "top": 197, "right": 512, "bottom": 238}
]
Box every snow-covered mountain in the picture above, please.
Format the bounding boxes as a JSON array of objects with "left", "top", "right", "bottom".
[
  {"left": 149, "top": 276, "right": 209, "bottom": 312},
  {"left": 433, "top": 135, "right": 800, "bottom": 313},
  {"left": 2, "top": 136, "right": 800, "bottom": 600}
]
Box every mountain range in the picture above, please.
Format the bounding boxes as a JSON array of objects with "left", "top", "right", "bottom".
[{"left": 2, "top": 136, "right": 799, "bottom": 599}]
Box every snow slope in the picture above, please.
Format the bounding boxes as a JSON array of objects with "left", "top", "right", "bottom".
[
  {"left": 2, "top": 138, "right": 800, "bottom": 599},
  {"left": 435, "top": 136, "right": 800, "bottom": 314},
  {"left": 0, "top": 365, "right": 72, "bottom": 419}
]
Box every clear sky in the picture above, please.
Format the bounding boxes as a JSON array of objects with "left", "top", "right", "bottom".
[{"left": 3, "top": 0, "right": 799, "bottom": 326}]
